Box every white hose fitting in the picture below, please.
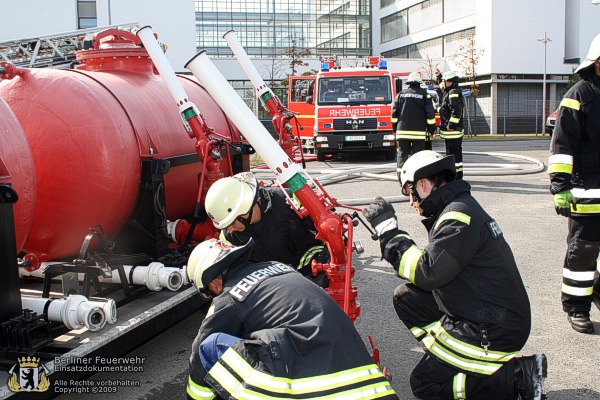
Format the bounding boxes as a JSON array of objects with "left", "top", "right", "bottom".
[
  {"left": 133, "top": 262, "right": 183, "bottom": 292},
  {"left": 21, "top": 295, "right": 107, "bottom": 332},
  {"left": 88, "top": 297, "right": 118, "bottom": 324}
]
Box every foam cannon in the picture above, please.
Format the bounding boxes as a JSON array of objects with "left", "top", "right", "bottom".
[
  {"left": 223, "top": 31, "right": 303, "bottom": 165},
  {"left": 135, "top": 26, "right": 230, "bottom": 239},
  {"left": 185, "top": 52, "right": 360, "bottom": 322}
]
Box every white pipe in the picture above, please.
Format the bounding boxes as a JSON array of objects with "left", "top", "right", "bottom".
[
  {"left": 19, "top": 262, "right": 184, "bottom": 292},
  {"left": 185, "top": 51, "right": 301, "bottom": 184},
  {"left": 223, "top": 30, "right": 271, "bottom": 98},
  {"left": 21, "top": 295, "right": 107, "bottom": 332},
  {"left": 136, "top": 26, "right": 200, "bottom": 126}
]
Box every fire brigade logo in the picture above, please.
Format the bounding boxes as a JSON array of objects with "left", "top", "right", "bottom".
[{"left": 7, "top": 356, "right": 50, "bottom": 393}]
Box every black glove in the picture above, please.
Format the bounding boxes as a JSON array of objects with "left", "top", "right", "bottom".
[{"left": 362, "top": 197, "right": 398, "bottom": 236}]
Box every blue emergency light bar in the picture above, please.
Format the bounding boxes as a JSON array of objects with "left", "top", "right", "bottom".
[
  {"left": 378, "top": 60, "right": 388, "bottom": 70},
  {"left": 321, "top": 63, "right": 330, "bottom": 72}
]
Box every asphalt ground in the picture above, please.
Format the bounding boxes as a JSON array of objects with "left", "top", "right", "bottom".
[{"left": 58, "top": 138, "right": 600, "bottom": 400}]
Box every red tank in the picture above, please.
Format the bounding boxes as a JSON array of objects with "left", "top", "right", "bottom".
[
  {"left": 0, "top": 96, "right": 36, "bottom": 252},
  {"left": 0, "top": 32, "right": 242, "bottom": 261}
]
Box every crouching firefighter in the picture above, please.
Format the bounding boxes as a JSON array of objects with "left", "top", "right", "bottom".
[
  {"left": 185, "top": 238, "right": 398, "bottom": 400},
  {"left": 204, "top": 172, "right": 329, "bottom": 288},
  {"left": 363, "top": 151, "right": 547, "bottom": 400}
]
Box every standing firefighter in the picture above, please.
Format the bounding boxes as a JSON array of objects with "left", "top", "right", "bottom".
[
  {"left": 363, "top": 151, "right": 547, "bottom": 399},
  {"left": 392, "top": 71, "right": 437, "bottom": 179},
  {"left": 204, "top": 172, "right": 329, "bottom": 287},
  {"left": 185, "top": 238, "right": 398, "bottom": 400},
  {"left": 548, "top": 32, "right": 600, "bottom": 334},
  {"left": 438, "top": 70, "right": 465, "bottom": 179}
]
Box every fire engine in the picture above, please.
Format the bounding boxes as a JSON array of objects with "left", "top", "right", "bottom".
[{"left": 288, "top": 56, "right": 405, "bottom": 162}]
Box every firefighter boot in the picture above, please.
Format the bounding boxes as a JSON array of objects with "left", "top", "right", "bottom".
[
  {"left": 567, "top": 312, "right": 594, "bottom": 334},
  {"left": 513, "top": 354, "right": 547, "bottom": 400}
]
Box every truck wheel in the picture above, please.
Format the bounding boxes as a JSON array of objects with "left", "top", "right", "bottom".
[{"left": 316, "top": 151, "right": 326, "bottom": 162}]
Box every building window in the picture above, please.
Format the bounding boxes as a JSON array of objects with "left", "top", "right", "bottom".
[
  {"left": 78, "top": 0, "right": 97, "bottom": 29},
  {"left": 381, "top": 10, "right": 407, "bottom": 42},
  {"left": 195, "top": 0, "right": 370, "bottom": 58}
]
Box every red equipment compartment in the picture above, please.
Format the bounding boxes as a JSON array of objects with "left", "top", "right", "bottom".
[
  {"left": 0, "top": 38, "right": 241, "bottom": 260},
  {"left": 0, "top": 97, "right": 36, "bottom": 252}
]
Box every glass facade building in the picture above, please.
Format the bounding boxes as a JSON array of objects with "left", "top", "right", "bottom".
[{"left": 195, "top": 0, "right": 371, "bottom": 57}]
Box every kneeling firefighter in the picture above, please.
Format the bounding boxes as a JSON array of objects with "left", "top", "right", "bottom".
[
  {"left": 185, "top": 238, "right": 398, "bottom": 400},
  {"left": 363, "top": 151, "right": 547, "bottom": 400}
]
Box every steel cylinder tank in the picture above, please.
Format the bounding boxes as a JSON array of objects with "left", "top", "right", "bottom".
[
  {"left": 0, "top": 96, "right": 36, "bottom": 252},
  {"left": 0, "top": 31, "right": 241, "bottom": 261}
]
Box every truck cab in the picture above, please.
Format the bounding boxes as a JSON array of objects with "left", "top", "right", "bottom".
[{"left": 309, "top": 57, "right": 398, "bottom": 161}]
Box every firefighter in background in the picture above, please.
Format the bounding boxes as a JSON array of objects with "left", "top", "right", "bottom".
[
  {"left": 363, "top": 151, "right": 547, "bottom": 399},
  {"left": 185, "top": 238, "right": 398, "bottom": 400},
  {"left": 392, "top": 72, "right": 437, "bottom": 180},
  {"left": 437, "top": 70, "right": 465, "bottom": 179},
  {"left": 204, "top": 172, "right": 329, "bottom": 287},
  {"left": 548, "top": 32, "right": 600, "bottom": 334}
]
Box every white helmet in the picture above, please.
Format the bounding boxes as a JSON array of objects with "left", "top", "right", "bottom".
[
  {"left": 399, "top": 151, "right": 456, "bottom": 196},
  {"left": 187, "top": 238, "right": 254, "bottom": 291},
  {"left": 406, "top": 72, "right": 423, "bottom": 84},
  {"left": 205, "top": 172, "right": 258, "bottom": 229},
  {"left": 442, "top": 70, "right": 459, "bottom": 82},
  {"left": 575, "top": 33, "right": 600, "bottom": 73}
]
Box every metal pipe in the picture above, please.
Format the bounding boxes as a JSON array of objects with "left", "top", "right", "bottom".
[{"left": 21, "top": 295, "right": 107, "bottom": 332}]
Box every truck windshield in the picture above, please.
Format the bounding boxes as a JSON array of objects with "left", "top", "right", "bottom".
[{"left": 317, "top": 76, "right": 392, "bottom": 105}]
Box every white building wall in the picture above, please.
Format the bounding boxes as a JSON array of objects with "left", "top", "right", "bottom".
[
  {"left": 96, "top": 0, "right": 196, "bottom": 72},
  {"left": 0, "top": 1, "right": 77, "bottom": 41},
  {"left": 0, "top": 0, "right": 196, "bottom": 72},
  {"left": 372, "top": 0, "right": 600, "bottom": 77}
]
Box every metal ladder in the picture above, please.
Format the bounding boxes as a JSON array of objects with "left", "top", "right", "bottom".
[{"left": 0, "top": 22, "right": 138, "bottom": 68}]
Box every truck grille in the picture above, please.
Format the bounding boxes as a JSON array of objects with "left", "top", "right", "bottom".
[{"left": 333, "top": 117, "right": 378, "bottom": 131}]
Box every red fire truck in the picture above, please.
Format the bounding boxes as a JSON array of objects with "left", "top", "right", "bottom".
[{"left": 288, "top": 56, "right": 406, "bottom": 161}]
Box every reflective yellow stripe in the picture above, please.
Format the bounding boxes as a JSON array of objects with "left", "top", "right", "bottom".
[
  {"left": 427, "top": 118, "right": 436, "bottom": 124},
  {"left": 453, "top": 373, "right": 467, "bottom": 399},
  {"left": 298, "top": 245, "right": 324, "bottom": 269},
  {"left": 215, "top": 348, "right": 389, "bottom": 395},
  {"left": 410, "top": 321, "right": 438, "bottom": 340},
  {"left": 431, "top": 323, "right": 518, "bottom": 362},
  {"left": 396, "top": 130, "right": 427, "bottom": 139},
  {"left": 440, "top": 131, "right": 464, "bottom": 139},
  {"left": 219, "top": 231, "right": 232, "bottom": 244},
  {"left": 562, "top": 283, "right": 594, "bottom": 296},
  {"left": 187, "top": 376, "right": 217, "bottom": 399},
  {"left": 422, "top": 336, "right": 509, "bottom": 375},
  {"left": 547, "top": 164, "right": 573, "bottom": 174},
  {"left": 391, "top": 117, "right": 398, "bottom": 123},
  {"left": 399, "top": 245, "right": 423, "bottom": 283},
  {"left": 449, "top": 94, "right": 459, "bottom": 98},
  {"left": 449, "top": 117, "right": 460, "bottom": 124},
  {"left": 572, "top": 204, "right": 600, "bottom": 214},
  {"left": 295, "top": 114, "right": 316, "bottom": 119},
  {"left": 560, "top": 98, "right": 580, "bottom": 110},
  {"left": 434, "top": 211, "right": 471, "bottom": 231}
]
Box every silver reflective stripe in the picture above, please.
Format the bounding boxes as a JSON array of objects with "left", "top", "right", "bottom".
[
  {"left": 571, "top": 188, "right": 600, "bottom": 199},
  {"left": 453, "top": 373, "right": 466, "bottom": 399},
  {"left": 563, "top": 268, "right": 596, "bottom": 281}
]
